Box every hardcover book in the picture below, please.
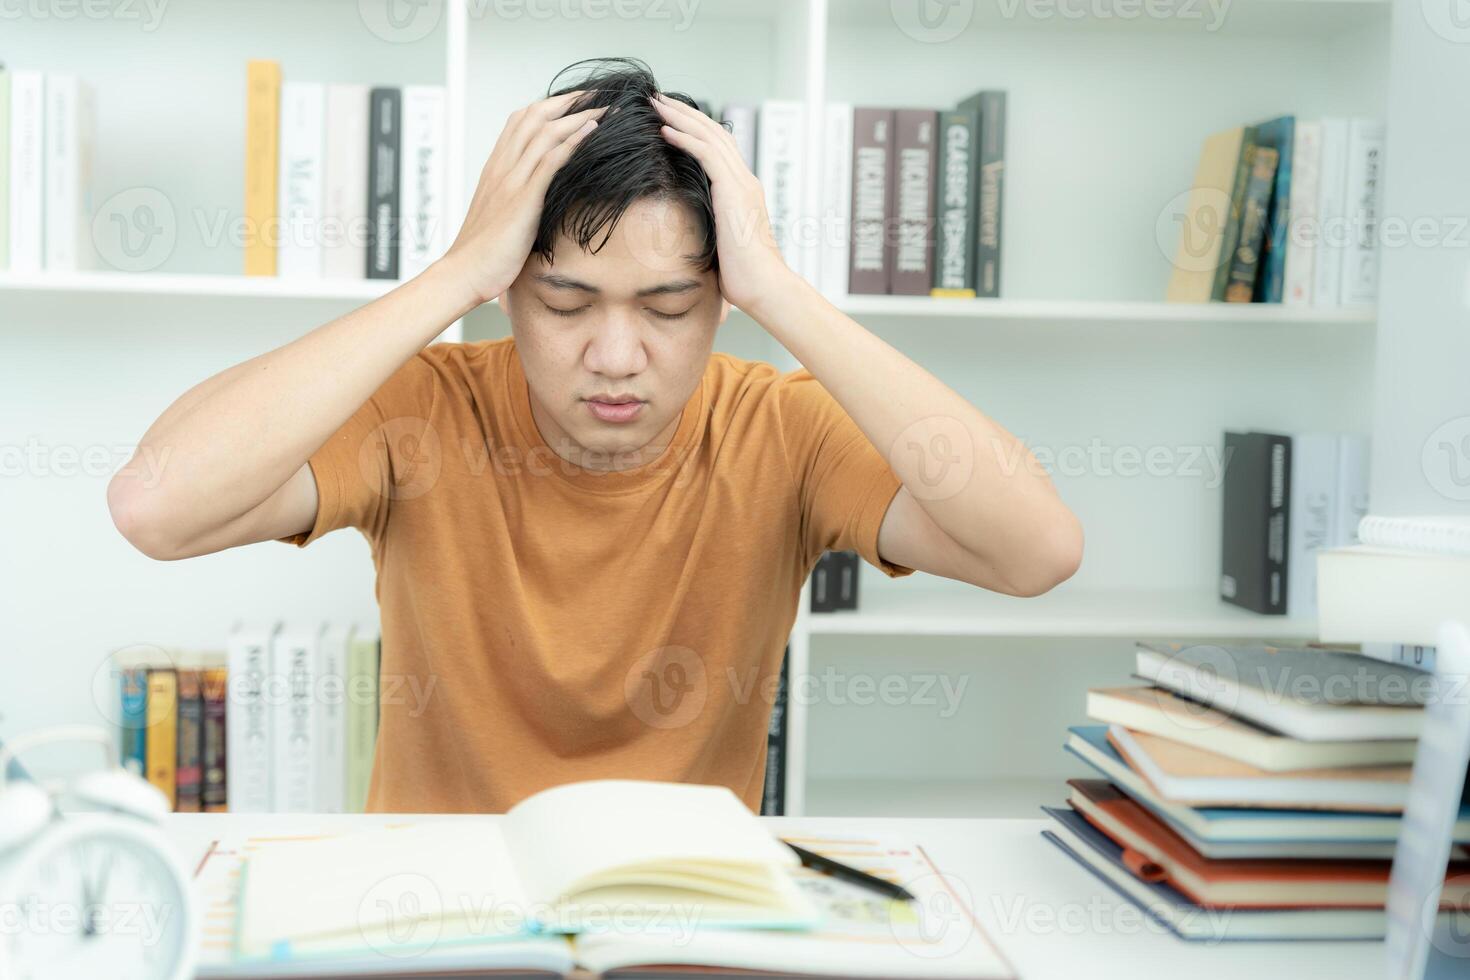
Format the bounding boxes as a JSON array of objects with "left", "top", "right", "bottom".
[
  {"left": 817, "top": 102, "right": 853, "bottom": 298},
  {"left": 1249, "top": 116, "right": 1295, "bottom": 303},
  {"left": 1164, "top": 125, "right": 1248, "bottom": 303},
  {"left": 1211, "top": 132, "right": 1258, "bottom": 301},
  {"left": 1219, "top": 430, "right": 1291, "bottom": 614},
  {"left": 931, "top": 106, "right": 980, "bottom": 296},
  {"left": 322, "top": 83, "right": 370, "bottom": 279},
  {"left": 966, "top": 90, "right": 1006, "bottom": 298},
  {"left": 399, "top": 85, "right": 447, "bottom": 282},
  {"left": 42, "top": 73, "right": 98, "bottom": 272},
  {"left": 1223, "top": 145, "right": 1278, "bottom": 302},
  {"left": 243, "top": 60, "right": 282, "bottom": 277},
  {"left": 272, "top": 622, "right": 321, "bottom": 813},
  {"left": 366, "top": 86, "right": 402, "bottom": 280},
  {"left": 175, "top": 659, "right": 204, "bottom": 813},
  {"left": 757, "top": 100, "right": 808, "bottom": 280},
  {"left": 1340, "top": 118, "right": 1386, "bottom": 308},
  {"left": 278, "top": 81, "right": 326, "bottom": 278},
  {"left": 201, "top": 655, "right": 229, "bottom": 813},
  {"left": 7, "top": 69, "right": 44, "bottom": 273},
  {"left": 1283, "top": 120, "right": 1322, "bottom": 307},
  {"left": 145, "top": 666, "right": 178, "bottom": 811},
  {"left": 890, "top": 109, "right": 938, "bottom": 296},
  {"left": 1312, "top": 118, "right": 1350, "bottom": 308},
  {"left": 848, "top": 107, "right": 894, "bottom": 295},
  {"left": 226, "top": 622, "right": 278, "bottom": 813}
]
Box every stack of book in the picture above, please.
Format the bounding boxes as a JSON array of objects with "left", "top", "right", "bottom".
[
  {"left": 113, "top": 621, "right": 381, "bottom": 814},
  {"left": 1167, "top": 115, "right": 1386, "bottom": 308},
  {"left": 721, "top": 94, "right": 1007, "bottom": 300},
  {"left": 243, "top": 60, "right": 446, "bottom": 282},
  {"left": 1045, "top": 639, "right": 1470, "bottom": 940},
  {"left": 0, "top": 67, "right": 97, "bottom": 273}
]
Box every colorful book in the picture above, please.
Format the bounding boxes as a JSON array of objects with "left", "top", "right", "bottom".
[
  {"left": 175, "top": 657, "right": 204, "bottom": 813},
  {"left": 848, "top": 107, "right": 894, "bottom": 295},
  {"left": 1223, "top": 145, "right": 1278, "bottom": 302},
  {"left": 322, "top": 83, "right": 370, "bottom": 279},
  {"left": 1211, "top": 130, "right": 1258, "bottom": 301},
  {"left": 890, "top": 109, "right": 937, "bottom": 296},
  {"left": 244, "top": 60, "right": 282, "bottom": 277},
  {"left": 1164, "top": 125, "right": 1249, "bottom": 303},
  {"left": 201, "top": 654, "right": 229, "bottom": 813},
  {"left": 1249, "top": 116, "right": 1294, "bottom": 303},
  {"left": 398, "top": 85, "right": 447, "bottom": 282},
  {"left": 117, "top": 653, "right": 150, "bottom": 778},
  {"left": 931, "top": 105, "right": 980, "bottom": 297},
  {"left": 366, "top": 86, "right": 401, "bottom": 280},
  {"left": 145, "top": 666, "right": 178, "bottom": 810}
]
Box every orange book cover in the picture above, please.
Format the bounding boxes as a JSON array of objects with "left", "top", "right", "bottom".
[
  {"left": 244, "top": 60, "right": 281, "bottom": 276},
  {"left": 145, "top": 668, "right": 178, "bottom": 811}
]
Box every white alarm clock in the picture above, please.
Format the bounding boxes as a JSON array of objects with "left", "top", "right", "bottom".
[{"left": 0, "top": 726, "right": 198, "bottom": 980}]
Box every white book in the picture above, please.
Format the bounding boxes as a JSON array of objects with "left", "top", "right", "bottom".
[
  {"left": 43, "top": 74, "right": 97, "bottom": 272},
  {"left": 1360, "top": 642, "right": 1437, "bottom": 673},
  {"left": 314, "top": 622, "right": 352, "bottom": 814},
  {"left": 720, "top": 103, "right": 757, "bottom": 171},
  {"left": 1358, "top": 515, "right": 1470, "bottom": 557},
  {"left": 399, "top": 85, "right": 446, "bottom": 281},
  {"left": 1286, "top": 432, "right": 1339, "bottom": 618},
  {"left": 1319, "top": 546, "right": 1470, "bottom": 647},
  {"left": 225, "top": 622, "right": 280, "bottom": 813},
  {"left": 818, "top": 103, "right": 852, "bottom": 298},
  {"left": 8, "top": 69, "right": 45, "bottom": 273},
  {"left": 272, "top": 621, "right": 321, "bottom": 812},
  {"left": 322, "top": 83, "right": 370, "bottom": 279},
  {"left": 1340, "top": 118, "right": 1386, "bottom": 308},
  {"left": 277, "top": 81, "right": 326, "bottom": 278},
  {"left": 1334, "top": 433, "right": 1370, "bottom": 546},
  {"left": 1282, "top": 119, "right": 1322, "bottom": 307},
  {"left": 1312, "top": 118, "right": 1349, "bottom": 309},
  {"left": 756, "top": 100, "right": 807, "bottom": 282}
]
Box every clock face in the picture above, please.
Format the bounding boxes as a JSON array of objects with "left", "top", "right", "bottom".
[{"left": 1, "top": 820, "right": 195, "bottom": 980}]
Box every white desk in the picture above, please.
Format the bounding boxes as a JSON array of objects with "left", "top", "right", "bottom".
[{"left": 165, "top": 812, "right": 1386, "bottom": 980}]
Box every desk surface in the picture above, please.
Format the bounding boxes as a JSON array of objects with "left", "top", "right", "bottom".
[{"left": 165, "top": 812, "right": 1385, "bottom": 980}]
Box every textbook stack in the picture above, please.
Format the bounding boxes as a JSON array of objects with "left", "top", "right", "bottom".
[
  {"left": 1166, "top": 115, "right": 1386, "bottom": 308},
  {"left": 0, "top": 66, "right": 98, "bottom": 273},
  {"left": 1043, "top": 638, "right": 1470, "bottom": 941},
  {"left": 112, "top": 622, "right": 381, "bottom": 814},
  {"left": 243, "top": 60, "right": 447, "bottom": 282},
  {"left": 721, "top": 92, "right": 1007, "bottom": 300}
]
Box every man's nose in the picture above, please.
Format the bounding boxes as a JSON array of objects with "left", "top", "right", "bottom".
[{"left": 583, "top": 311, "right": 649, "bottom": 379}]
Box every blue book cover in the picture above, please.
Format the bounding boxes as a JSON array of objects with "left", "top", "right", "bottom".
[
  {"left": 120, "top": 666, "right": 148, "bottom": 777},
  {"left": 1251, "top": 115, "right": 1295, "bottom": 302}
]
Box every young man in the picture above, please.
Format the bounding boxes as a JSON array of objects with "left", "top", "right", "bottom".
[{"left": 108, "top": 60, "right": 1081, "bottom": 813}]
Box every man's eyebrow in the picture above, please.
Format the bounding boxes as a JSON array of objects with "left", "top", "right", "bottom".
[
  {"left": 534, "top": 273, "right": 599, "bottom": 293},
  {"left": 636, "top": 278, "right": 703, "bottom": 297},
  {"left": 533, "top": 274, "right": 705, "bottom": 297}
]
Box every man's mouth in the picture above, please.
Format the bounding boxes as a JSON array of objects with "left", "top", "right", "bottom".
[{"left": 584, "top": 394, "right": 645, "bottom": 424}]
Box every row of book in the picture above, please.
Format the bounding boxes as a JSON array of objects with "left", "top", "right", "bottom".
[
  {"left": 115, "top": 622, "right": 381, "bottom": 813},
  {"left": 727, "top": 95, "right": 1007, "bottom": 299},
  {"left": 0, "top": 68, "right": 97, "bottom": 272},
  {"left": 1046, "top": 639, "right": 1464, "bottom": 941},
  {"left": 1219, "top": 430, "right": 1369, "bottom": 618},
  {"left": 243, "top": 61, "right": 446, "bottom": 282},
  {"left": 1167, "top": 116, "right": 1385, "bottom": 308}
]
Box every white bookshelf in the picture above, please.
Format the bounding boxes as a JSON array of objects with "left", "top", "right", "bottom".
[{"left": 8, "top": 0, "right": 1402, "bottom": 817}]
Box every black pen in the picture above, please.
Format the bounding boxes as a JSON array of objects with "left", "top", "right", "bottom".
[{"left": 781, "top": 840, "right": 917, "bottom": 902}]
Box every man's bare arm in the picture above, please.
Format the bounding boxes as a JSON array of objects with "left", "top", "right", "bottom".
[{"left": 108, "top": 93, "right": 604, "bottom": 560}]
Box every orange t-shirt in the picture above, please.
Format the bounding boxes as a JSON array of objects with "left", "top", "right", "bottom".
[{"left": 281, "top": 337, "right": 911, "bottom": 813}]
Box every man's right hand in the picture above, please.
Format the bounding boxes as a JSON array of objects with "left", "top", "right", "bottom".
[{"left": 439, "top": 91, "right": 605, "bottom": 307}]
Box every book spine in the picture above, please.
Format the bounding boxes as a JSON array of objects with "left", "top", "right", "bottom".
[
  {"left": 848, "top": 108, "right": 893, "bottom": 295},
  {"left": 1265, "top": 433, "right": 1292, "bottom": 615},
  {"left": 1282, "top": 121, "right": 1321, "bottom": 307},
  {"left": 244, "top": 60, "right": 282, "bottom": 277},
  {"left": 931, "top": 107, "right": 979, "bottom": 296},
  {"left": 366, "top": 87, "right": 402, "bottom": 280},
  {"left": 201, "top": 665, "right": 229, "bottom": 812},
  {"left": 43, "top": 75, "right": 77, "bottom": 271},
  {"left": 757, "top": 100, "right": 807, "bottom": 280},
  {"left": 119, "top": 666, "right": 148, "bottom": 778},
  {"left": 175, "top": 666, "right": 203, "bottom": 813},
  {"left": 145, "top": 668, "right": 178, "bottom": 811},
  {"left": 345, "top": 630, "right": 381, "bottom": 813},
  {"left": 1220, "top": 432, "right": 1273, "bottom": 614},
  {"left": 278, "top": 82, "right": 325, "bottom": 278},
  {"left": 760, "top": 651, "right": 789, "bottom": 817},
  {"left": 0, "top": 69, "right": 11, "bottom": 269},
  {"left": 1339, "top": 119, "right": 1385, "bottom": 308},
  {"left": 975, "top": 91, "right": 1006, "bottom": 298},
  {"left": 818, "top": 103, "right": 853, "bottom": 298},
  {"left": 720, "top": 104, "right": 758, "bottom": 172},
  {"left": 1224, "top": 146, "right": 1279, "bottom": 302},
  {"left": 1210, "top": 137, "right": 1256, "bottom": 301},
  {"left": 272, "top": 629, "right": 318, "bottom": 812},
  {"left": 1254, "top": 119, "right": 1294, "bottom": 303},
  {"left": 398, "top": 85, "right": 447, "bottom": 282},
  {"left": 1312, "top": 119, "right": 1349, "bottom": 308},
  {"left": 1285, "top": 434, "right": 1338, "bottom": 619},
  {"left": 891, "top": 109, "right": 938, "bottom": 296},
  {"left": 315, "top": 627, "right": 348, "bottom": 814},
  {"left": 8, "top": 70, "right": 44, "bottom": 273},
  {"left": 323, "top": 83, "right": 370, "bottom": 280},
  {"left": 226, "top": 629, "right": 273, "bottom": 813},
  {"left": 1333, "top": 434, "right": 1370, "bottom": 546},
  {"left": 1359, "top": 643, "right": 1437, "bottom": 673}
]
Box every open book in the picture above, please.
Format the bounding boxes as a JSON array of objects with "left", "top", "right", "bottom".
[{"left": 200, "top": 781, "right": 1013, "bottom": 979}]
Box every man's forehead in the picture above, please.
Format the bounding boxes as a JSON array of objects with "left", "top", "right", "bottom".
[{"left": 546, "top": 196, "right": 711, "bottom": 283}]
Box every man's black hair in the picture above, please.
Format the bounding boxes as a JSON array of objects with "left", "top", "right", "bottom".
[{"left": 534, "top": 57, "right": 718, "bottom": 272}]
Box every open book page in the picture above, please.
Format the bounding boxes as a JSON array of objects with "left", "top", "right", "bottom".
[
  {"left": 234, "top": 822, "right": 549, "bottom": 962},
  {"left": 196, "top": 831, "right": 574, "bottom": 978},
  {"left": 572, "top": 836, "right": 1015, "bottom": 980},
  {"left": 504, "top": 780, "right": 812, "bottom": 928}
]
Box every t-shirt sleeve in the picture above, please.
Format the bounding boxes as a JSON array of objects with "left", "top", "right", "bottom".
[
  {"left": 776, "top": 368, "right": 914, "bottom": 579},
  {"left": 277, "top": 349, "right": 443, "bottom": 549}
]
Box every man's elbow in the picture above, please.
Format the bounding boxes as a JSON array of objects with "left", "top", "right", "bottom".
[
  {"left": 1005, "top": 514, "right": 1084, "bottom": 598},
  {"left": 107, "top": 472, "right": 189, "bottom": 561}
]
